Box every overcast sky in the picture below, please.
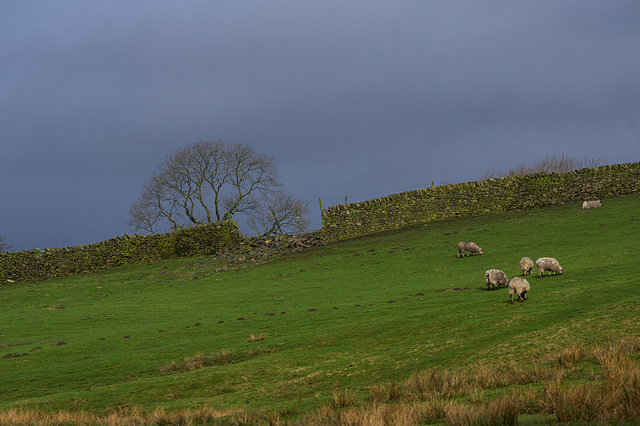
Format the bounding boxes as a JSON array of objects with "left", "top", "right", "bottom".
[{"left": 2, "top": 1, "right": 639, "bottom": 251}]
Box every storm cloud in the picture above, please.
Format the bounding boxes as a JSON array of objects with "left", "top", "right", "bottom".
[{"left": 2, "top": 1, "right": 639, "bottom": 250}]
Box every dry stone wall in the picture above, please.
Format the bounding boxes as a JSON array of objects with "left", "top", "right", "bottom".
[
  {"left": 0, "top": 220, "right": 241, "bottom": 283},
  {"left": 3, "top": 162, "right": 639, "bottom": 283},
  {"left": 320, "top": 162, "right": 640, "bottom": 240}
]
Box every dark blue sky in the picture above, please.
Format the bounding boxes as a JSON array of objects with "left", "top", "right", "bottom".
[{"left": 2, "top": 1, "right": 639, "bottom": 251}]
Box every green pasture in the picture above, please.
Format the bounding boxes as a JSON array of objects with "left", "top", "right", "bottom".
[{"left": 1, "top": 193, "right": 639, "bottom": 417}]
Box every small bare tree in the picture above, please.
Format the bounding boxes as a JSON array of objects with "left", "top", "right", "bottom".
[
  {"left": 129, "top": 141, "right": 288, "bottom": 234},
  {"left": 247, "top": 192, "right": 310, "bottom": 237},
  {"left": 480, "top": 154, "right": 606, "bottom": 180},
  {"left": 0, "top": 235, "right": 12, "bottom": 253}
]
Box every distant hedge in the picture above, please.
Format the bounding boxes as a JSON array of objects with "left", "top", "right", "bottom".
[
  {"left": 320, "top": 162, "right": 640, "bottom": 240},
  {"left": 0, "top": 221, "right": 241, "bottom": 283}
]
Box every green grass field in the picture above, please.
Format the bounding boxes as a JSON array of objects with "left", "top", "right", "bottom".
[{"left": 1, "top": 194, "right": 639, "bottom": 423}]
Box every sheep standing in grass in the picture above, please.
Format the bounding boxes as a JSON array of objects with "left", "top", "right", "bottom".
[
  {"left": 485, "top": 269, "right": 508, "bottom": 291},
  {"left": 457, "top": 242, "right": 483, "bottom": 258},
  {"left": 582, "top": 199, "right": 602, "bottom": 209},
  {"left": 536, "top": 257, "right": 564, "bottom": 277},
  {"left": 509, "top": 277, "right": 530, "bottom": 304},
  {"left": 520, "top": 257, "right": 534, "bottom": 276}
]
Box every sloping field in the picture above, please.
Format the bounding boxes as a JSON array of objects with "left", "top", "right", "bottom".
[{"left": 1, "top": 193, "right": 639, "bottom": 423}]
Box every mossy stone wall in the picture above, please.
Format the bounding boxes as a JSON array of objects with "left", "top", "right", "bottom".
[
  {"left": 4, "top": 163, "right": 639, "bottom": 283},
  {"left": 1, "top": 221, "right": 241, "bottom": 283},
  {"left": 321, "top": 162, "right": 640, "bottom": 240}
]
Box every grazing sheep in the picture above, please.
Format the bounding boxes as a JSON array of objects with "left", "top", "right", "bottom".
[
  {"left": 509, "top": 277, "right": 530, "bottom": 304},
  {"left": 457, "top": 242, "right": 483, "bottom": 258},
  {"left": 519, "top": 257, "right": 534, "bottom": 276},
  {"left": 485, "top": 269, "right": 509, "bottom": 290},
  {"left": 536, "top": 257, "right": 564, "bottom": 277},
  {"left": 582, "top": 199, "right": 602, "bottom": 209}
]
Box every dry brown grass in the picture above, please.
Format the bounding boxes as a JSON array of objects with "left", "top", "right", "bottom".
[
  {"left": 445, "top": 397, "right": 518, "bottom": 426},
  {"left": 330, "top": 388, "right": 356, "bottom": 409},
  {"left": 303, "top": 339, "right": 640, "bottom": 425},
  {"left": 303, "top": 398, "right": 519, "bottom": 426},
  {"left": 365, "top": 362, "right": 563, "bottom": 406},
  {"left": 401, "top": 368, "right": 469, "bottom": 400},
  {"left": 3, "top": 339, "right": 639, "bottom": 425},
  {"left": 473, "top": 362, "right": 566, "bottom": 388},
  {"left": 528, "top": 340, "right": 640, "bottom": 423},
  {"left": 304, "top": 401, "right": 447, "bottom": 426},
  {"left": 158, "top": 349, "right": 234, "bottom": 375},
  {"left": 0, "top": 406, "right": 235, "bottom": 425},
  {"left": 548, "top": 344, "right": 585, "bottom": 368},
  {"left": 157, "top": 346, "right": 278, "bottom": 376},
  {"left": 246, "top": 333, "right": 267, "bottom": 343}
]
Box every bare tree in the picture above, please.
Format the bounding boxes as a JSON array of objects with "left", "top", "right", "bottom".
[
  {"left": 128, "top": 176, "right": 185, "bottom": 234},
  {"left": 247, "top": 192, "right": 310, "bottom": 237},
  {"left": 0, "top": 235, "right": 12, "bottom": 253},
  {"left": 129, "top": 141, "right": 287, "bottom": 234},
  {"left": 222, "top": 143, "right": 280, "bottom": 220},
  {"left": 480, "top": 154, "right": 606, "bottom": 180}
]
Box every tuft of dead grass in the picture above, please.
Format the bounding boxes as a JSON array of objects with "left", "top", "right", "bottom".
[
  {"left": 550, "top": 344, "right": 585, "bottom": 368},
  {"left": 158, "top": 349, "right": 234, "bottom": 375},
  {"left": 0, "top": 406, "right": 235, "bottom": 425},
  {"left": 246, "top": 333, "right": 267, "bottom": 343},
  {"left": 538, "top": 339, "right": 640, "bottom": 423},
  {"left": 158, "top": 346, "right": 279, "bottom": 376},
  {"left": 330, "top": 388, "right": 356, "bottom": 409},
  {"left": 445, "top": 398, "right": 518, "bottom": 426}
]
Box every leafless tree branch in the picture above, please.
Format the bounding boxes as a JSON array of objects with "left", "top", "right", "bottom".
[
  {"left": 247, "top": 192, "right": 310, "bottom": 237},
  {"left": 128, "top": 141, "right": 293, "bottom": 235},
  {"left": 0, "top": 235, "right": 12, "bottom": 253},
  {"left": 480, "top": 154, "right": 607, "bottom": 180}
]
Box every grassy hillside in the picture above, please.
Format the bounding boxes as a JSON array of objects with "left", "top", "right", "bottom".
[{"left": 1, "top": 193, "right": 639, "bottom": 423}]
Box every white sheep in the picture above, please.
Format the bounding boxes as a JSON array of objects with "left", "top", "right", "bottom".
[
  {"left": 519, "top": 257, "right": 534, "bottom": 276},
  {"left": 508, "top": 277, "right": 530, "bottom": 304},
  {"left": 536, "top": 257, "right": 564, "bottom": 278},
  {"left": 457, "top": 241, "right": 483, "bottom": 258},
  {"left": 582, "top": 199, "right": 602, "bottom": 209},
  {"left": 485, "top": 269, "right": 508, "bottom": 290}
]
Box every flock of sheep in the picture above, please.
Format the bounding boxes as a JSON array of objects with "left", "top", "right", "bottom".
[
  {"left": 458, "top": 241, "right": 564, "bottom": 304},
  {"left": 454, "top": 197, "right": 601, "bottom": 304}
]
